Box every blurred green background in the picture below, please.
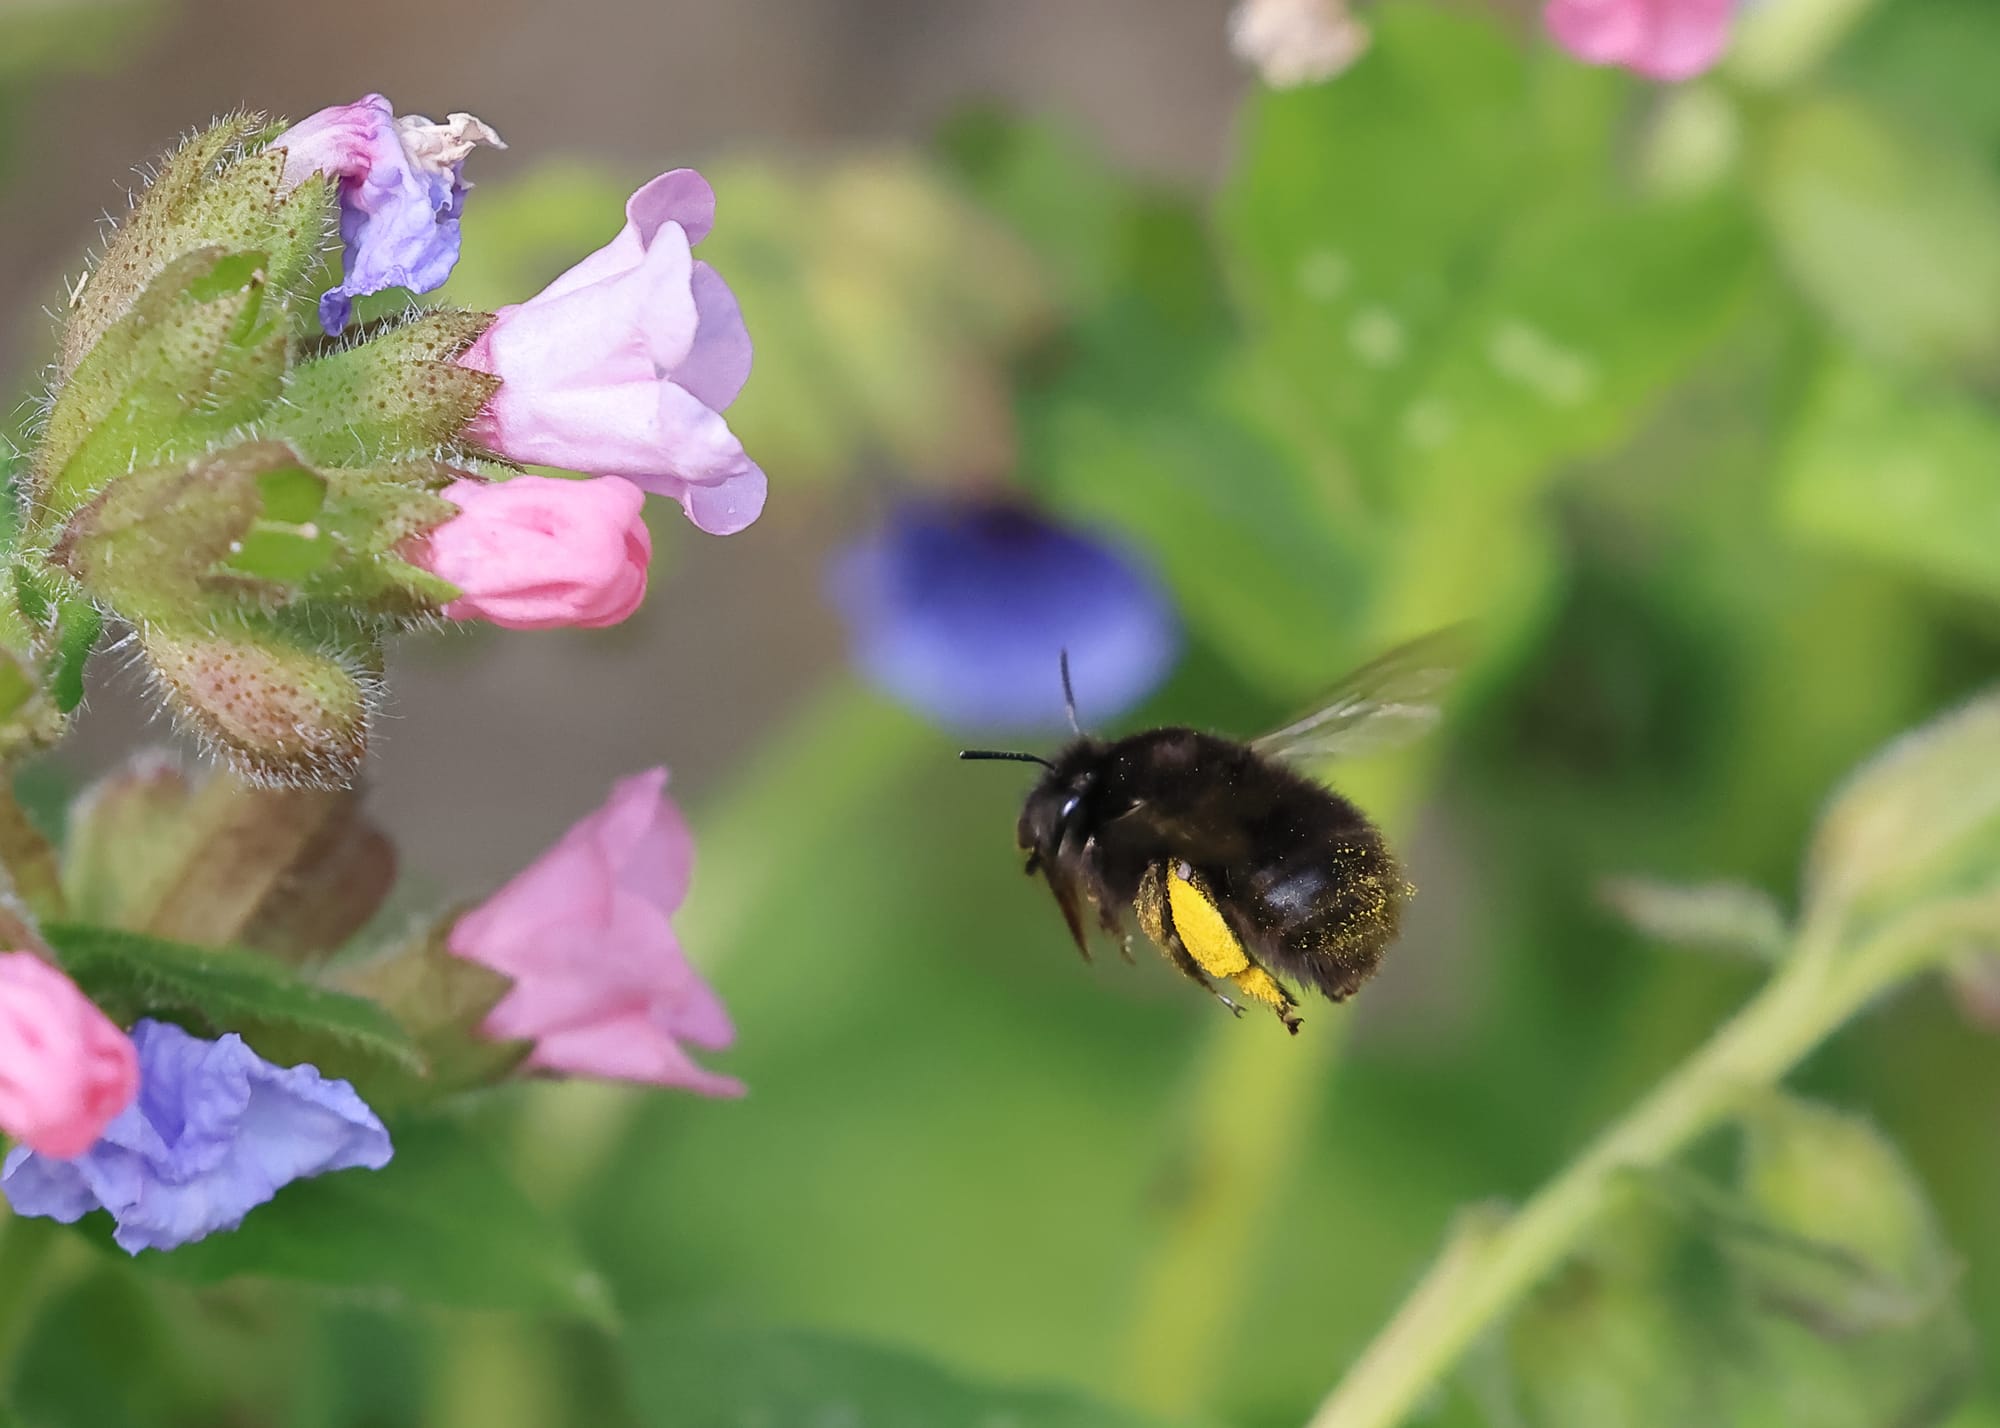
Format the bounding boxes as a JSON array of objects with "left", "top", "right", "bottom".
[{"left": 6, "top": 0, "right": 2000, "bottom": 1424}]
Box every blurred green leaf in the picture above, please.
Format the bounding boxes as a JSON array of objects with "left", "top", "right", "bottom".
[
  {"left": 10, "top": 1266, "right": 185, "bottom": 1428},
  {"left": 130, "top": 1115, "right": 614, "bottom": 1321},
  {"left": 1757, "top": 96, "right": 2000, "bottom": 375},
  {"left": 1736, "top": 1095, "right": 1959, "bottom": 1332},
  {"left": 1801, "top": 689, "right": 2000, "bottom": 940},
  {"left": 624, "top": 1316, "right": 1185, "bottom": 1428},
  {"left": 1781, "top": 350, "right": 2000, "bottom": 604},
  {"left": 945, "top": 112, "right": 1375, "bottom": 685},
  {"left": 1222, "top": 4, "right": 1758, "bottom": 513},
  {"left": 42, "top": 922, "right": 426, "bottom": 1098},
  {"left": 1599, "top": 876, "right": 1789, "bottom": 963}
]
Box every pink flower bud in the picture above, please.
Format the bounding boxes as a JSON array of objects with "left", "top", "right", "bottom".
[
  {"left": 0, "top": 953, "right": 138, "bottom": 1158},
  {"left": 447, "top": 769, "right": 740, "bottom": 1096},
  {"left": 1543, "top": 0, "right": 1735, "bottom": 82},
  {"left": 459, "top": 170, "right": 765, "bottom": 537},
  {"left": 413, "top": 476, "right": 651, "bottom": 630}
]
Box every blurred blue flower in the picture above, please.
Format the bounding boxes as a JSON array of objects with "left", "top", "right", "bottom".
[
  {"left": 830, "top": 496, "right": 1180, "bottom": 733},
  {"left": 0, "top": 1019, "right": 392, "bottom": 1254}
]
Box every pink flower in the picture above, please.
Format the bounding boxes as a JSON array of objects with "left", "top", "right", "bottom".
[
  {"left": 448, "top": 769, "right": 741, "bottom": 1095},
  {"left": 0, "top": 953, "right": 139, "bottom": 1158},
  {"left": 459, "top": 170, "right": 765, "bottom": 537},
  {"left": 1543, "top": 0, "right": 1735, "bottom": 81},
  {"left": 413, "top": 475, "right": 651, "bottom": 630},
  {"left": 274, "top": 94, "right": 504, "bottom": 334}
]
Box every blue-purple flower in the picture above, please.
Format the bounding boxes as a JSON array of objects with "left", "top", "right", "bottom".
[
  {"left": 275, "top": 94, "right": 504, "bottom": 334},
  {"left": 829, "top": 496, "right": 1180, "bottom": 733},
  {"left": 0, "top": 1019, "right": 392, "bottom": 1254}
]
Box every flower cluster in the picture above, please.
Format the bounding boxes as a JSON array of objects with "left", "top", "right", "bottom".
[
  {"left": 0, "top": 95, "right": 745, "bottom": 1254},
  {"left": 4, "top": 94, "right": 765, "bottom": 783}
]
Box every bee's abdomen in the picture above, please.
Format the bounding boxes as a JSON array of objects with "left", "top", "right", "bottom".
[{"left": 1228, "top": 780, "right": 1407, "bottom": 1003}]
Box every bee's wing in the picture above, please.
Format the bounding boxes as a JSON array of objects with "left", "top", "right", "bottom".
[{"left": 1249, "top": 625, "right": 1469, "bottom": 766}]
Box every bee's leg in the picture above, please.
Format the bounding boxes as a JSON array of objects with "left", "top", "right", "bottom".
[{"left": 1134, "top": 863, "right": 1243, "bottom": 1015}]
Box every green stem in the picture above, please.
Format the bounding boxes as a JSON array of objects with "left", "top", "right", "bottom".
[
  {"left": 1121, "top": 1017, "right": 1349, "bottom": 1412},
  {"left": 1303, "top": 899, "right": 1985, "bottom": 1428}
]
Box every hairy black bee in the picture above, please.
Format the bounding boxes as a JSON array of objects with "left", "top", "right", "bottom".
[{"left": 962, "top": 631, "right": 1461, "bottom": 1034}]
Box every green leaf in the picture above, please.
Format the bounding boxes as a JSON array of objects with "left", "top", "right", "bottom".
[
  {"left": 624, "top": 1316, "right": 1183, "bottom": 1428},
  {"left": 1599, "top": 876, "right": 1789, "bottom": 963},
  {"left": 1221, "top": 5, "right": 1757, "bottom": 512},
  {"left": 1802, "top": 689, "right": 2000, "bottom": 941},
  {"left": 1780, "top": 350, "right": 2000, "bottom": 605},
  {"left": 42, "top": 921, "right": 425, "bottom": 1098},
  {"left": 1757, "top": 96, "right": 2000, "bottom": 375},
  {"left": 48, "top": 594, "right": 99, "bottom": 716},
  {"left": 132, "top": 1115, "right": 615, "bottom": 1320}
]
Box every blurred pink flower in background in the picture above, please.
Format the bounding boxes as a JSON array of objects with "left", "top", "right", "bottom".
[
  {"left": 413, "top": 475, "right": 651, "bottom": 630},
  {"left": 448, "top": 769, "right": 741, "bottom": 1096},
  {"left": 0, "top": 953, "right": 139, "bottom": 1158},
  {"left": 1543, "top": 0, "right": 1735, "bottom": 81},
  {"left": 460, "top": 170, "right": 766, "bottom": 537}
]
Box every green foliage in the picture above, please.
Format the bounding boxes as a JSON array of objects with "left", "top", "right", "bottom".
[
  {"left": 129, "top": 1115, "right": 614, "bottom": 1320},
  {"left": 1756, "top": 96, "right": 2000, "bottom": 375},
  {"left": 1781, "top": 351, "right": 2000, "bottom": 604},
  {"left": 42, "top": 922, "right": 426, "bottom": 1098},
  {"left": 1802, "top": 688, "right": 2000, "bottom": 946},
  {"left": 623, "top": 1316, "right": 1187, "bottom": 1428}
]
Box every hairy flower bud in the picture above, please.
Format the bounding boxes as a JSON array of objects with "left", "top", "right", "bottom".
[{"left": 139, "top": 616, "right": 375, "bottom": 787}]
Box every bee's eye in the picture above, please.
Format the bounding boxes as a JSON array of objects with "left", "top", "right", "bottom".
[{"left": 1060, "top": 794, "right": 1081, "bottom": 820}]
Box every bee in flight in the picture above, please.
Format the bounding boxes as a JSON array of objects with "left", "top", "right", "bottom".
[{"left": 962, "top": 630, "right": 1462, "bottom": 1035}]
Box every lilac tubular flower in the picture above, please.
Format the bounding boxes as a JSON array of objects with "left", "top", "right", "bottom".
[
  {"left": 0, "top": 1020, "right": 392, "bottom": 1254},
  {"left": 275, "top": 94, "right": 504, "bottom": 334},
  {"left": 830, "top": 496, "right": 1180, "bottom": 733}
]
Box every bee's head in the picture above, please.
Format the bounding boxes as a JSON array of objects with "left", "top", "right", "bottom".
[
  {"left": 961, "top": 648, "right": 1105, "bottom": 874},
  {"left": 958, "top": 742, "right": 1106, "bottom": 876}
]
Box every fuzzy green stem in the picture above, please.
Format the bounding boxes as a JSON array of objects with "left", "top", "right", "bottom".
[{"left": 1304, "top": 898, "right": 1987, "bottom": 1428}]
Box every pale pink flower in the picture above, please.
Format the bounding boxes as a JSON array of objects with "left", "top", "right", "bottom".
[
  {"left": 413, "top": 476, "right": 651, "bottom": 630},
  {"left": 448, "top": 769, "right": 740, "bottom": 1095},
  {"left": 460, "top": 170, "right": 765, "bottom": 537},
  {"left": 1544, "top": 0, "right": 1735, "bottom": 81},
  {"left": 0, "top": 953, "right": 139, "bottom": 1158}
]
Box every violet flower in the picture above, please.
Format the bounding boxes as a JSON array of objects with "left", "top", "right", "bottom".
[
  {"left": 1, "top": 1020, "right": 392, "bottom": 1253},
  {"left": 275, "top": 94, "right": 504, "bottom": 334},
  {"left": 829, "top": 495, "right": 1181, "bottom": 733}
]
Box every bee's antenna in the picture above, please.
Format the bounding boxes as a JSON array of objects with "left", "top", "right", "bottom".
[
  {"left": 1060, "top": 649, "right": 1081, "bottom": 735},
  {"left": 959, "top": 749, "right": 1055, "bottom": 769}
]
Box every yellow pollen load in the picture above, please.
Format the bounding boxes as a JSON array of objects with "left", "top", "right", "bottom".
[
  {"left": 1165, "top": 868, "right": 1246, "bottom": 978},
  {"left": 1164, "top": 869, "right": 1292, "bottom": 1011}
]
